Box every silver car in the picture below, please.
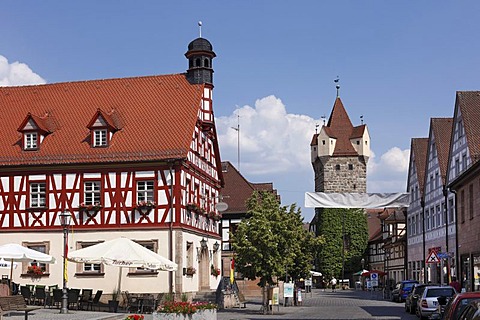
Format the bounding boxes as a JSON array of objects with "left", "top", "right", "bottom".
[{"left": 417, "top": 286, "right": 457, "bottom": 319}]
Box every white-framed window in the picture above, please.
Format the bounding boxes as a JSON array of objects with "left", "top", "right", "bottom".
[
  {"left": 30, "top": 182, "right": 46, "bottom": 208},
  {"left": 136, "top": 180, "right": 154, "bottom": 202},
  {"left": 93, "top": 129, "right": 107, "bottom": 147},
  {"left": 24, "top": 242, "right": 49, "bottom": 273},
  {"left": 24, "top": 132, "right": 38, "bottom": 150},
  {"left": 84, "top": 181, "right": 101, "bottom": 205}
]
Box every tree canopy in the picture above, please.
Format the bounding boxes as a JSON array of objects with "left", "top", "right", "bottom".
[{"left": 232, "top": 191, "right": 322, "bottom": 288}]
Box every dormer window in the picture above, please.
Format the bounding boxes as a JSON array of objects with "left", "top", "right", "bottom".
[
  {"left": 87, "top": 108, "right": 122, "bottom": 149},
  {"left": 17, "top": 112, "right": 55, "bottom": 151},
  {"left": 93, "top": 129, "right": 107, "bottom": 147},
  {"left": 25, "top": 132, "right": 38, "bottom": 150}
]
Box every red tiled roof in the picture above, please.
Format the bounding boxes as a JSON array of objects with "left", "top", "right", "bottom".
[
  {"left": 410, "top": 138, "right": 429, "bottom": 197},
  {"left": 366, "top": 209, "right": 382, "bottom": 242},
  {"left": 0, "top": 74, "right": 204, "bottom": 166},
  {"left": 325, "top": 97, "right": 359, "bottom": 156},
  {"left": 430, "top": 118, "right": 453, "bottom": 184},
  {"left": 221, "top": 161, "right": 277, "bottom": 214},
  {"left": 456, "top": 91, "right": 480, "bottom": 164}
]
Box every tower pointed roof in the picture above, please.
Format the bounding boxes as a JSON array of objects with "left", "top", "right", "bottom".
[{"left": 325, "top": 97, "right": 357, "bottom": 156}]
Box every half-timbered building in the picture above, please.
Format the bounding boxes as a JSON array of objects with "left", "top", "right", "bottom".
[{"left": 0, "top": 36, "right": 223, "bottom": 297}]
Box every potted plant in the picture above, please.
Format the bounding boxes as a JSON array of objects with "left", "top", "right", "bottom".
[
  {"left": 185, "top": 266, "right": 196, "bottom": 276},
  {"left": 210, "top": 264, "right": 221, "bottom": 277},
  {"left": 79, "top": 202, "right": 103, "bottom": 211},
  {"left": 137, "top": 200, "right": 156, "bottom": 209},
  {"left": 108, "top": 288, "right": 121, "bottom": 313}
]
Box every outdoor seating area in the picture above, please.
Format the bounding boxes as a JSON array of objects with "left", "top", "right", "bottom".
[{"left": 4, "top": 284, "right": 161, "bottom": 314}]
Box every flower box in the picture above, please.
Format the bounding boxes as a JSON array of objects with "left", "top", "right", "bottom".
[
  {"left": 79, "top": 202, "right": 103, "bottom": 211},
  {"left": 152, "top": 309, "right": 216, "bottom": 320},
  {"left": 136, "top": 200, "right": 157, "bottom": 209}
]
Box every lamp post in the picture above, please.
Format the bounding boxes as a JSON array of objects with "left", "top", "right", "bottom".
[
  {"left": 59, "top": 210, "right": 72, "bottom": 314},
  {"left": 361, "top": 258, "right": 365, "bottom": 270}
]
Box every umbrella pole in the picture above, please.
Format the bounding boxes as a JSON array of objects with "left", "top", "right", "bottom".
[{"left": 116, "top": 267, "right": 123, "bottom": 300}]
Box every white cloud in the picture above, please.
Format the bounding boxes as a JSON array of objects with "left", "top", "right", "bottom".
[
  {"left": 216, "top": 95, "right": 411, "bottom": 219},
  {"left": 0, "top": 55, "right": 46, "bottom": 86}
]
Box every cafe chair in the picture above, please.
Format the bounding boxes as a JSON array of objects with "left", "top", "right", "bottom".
[
  {"left": 79, "top": 289, "right": 93, "bottom": 310},
  {"left": 87, "top": 290, "right": 103, "bottom": 311},
  {"left": 52, "top": 288, "right": 63, "bottom": 308}
]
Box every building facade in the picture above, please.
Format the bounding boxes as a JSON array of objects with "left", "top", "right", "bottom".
[
  {"left": 0, "top": 37, "right": 223, "bottom": 297},
  {"left": 447, "top": 91, "right": 480, "bottom": 292}
]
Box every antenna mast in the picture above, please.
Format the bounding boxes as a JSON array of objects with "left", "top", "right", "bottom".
[{"left": 231, "top": 114, "right": 240, "bottom": 171}]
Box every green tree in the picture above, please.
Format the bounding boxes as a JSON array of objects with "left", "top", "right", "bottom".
[{"left": 232, "top": 191, "right": 320, "bottom": 312}]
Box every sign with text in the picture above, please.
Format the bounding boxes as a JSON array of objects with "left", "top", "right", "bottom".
[
  {"left": 284, "top": 283, "right": 294, "bottom": 298},
  {"left": 272, "top": 287, "right": 279, "bottom": 305}
]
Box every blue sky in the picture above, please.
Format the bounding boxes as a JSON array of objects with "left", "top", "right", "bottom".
[{"left": 1, "top": 2, "right": 479, "bottom": 221}]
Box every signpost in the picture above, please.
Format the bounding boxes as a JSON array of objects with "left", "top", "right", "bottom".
[
  {"left": 370, "top": 272, "right": 379, "bottom": 287},
  {"left": 284, "top": 282, "right": 294, "bottom": 307}
]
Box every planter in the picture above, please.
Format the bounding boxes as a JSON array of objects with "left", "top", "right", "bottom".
[{"left": 153, "top": 309, "right": 216, "bottom": 320}]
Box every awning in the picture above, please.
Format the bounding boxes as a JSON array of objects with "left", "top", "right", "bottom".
[{"left": 305, "top": 192, "right": 410, "bottom": 209}]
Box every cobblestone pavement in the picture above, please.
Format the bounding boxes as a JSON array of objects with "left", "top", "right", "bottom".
[{"left": 2, "top": 289, "right": 419, "bottom": 320}]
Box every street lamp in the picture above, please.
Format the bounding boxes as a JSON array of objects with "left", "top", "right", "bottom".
[
  {"left": 361, "top": 258, "right": 365, "bottom": 270},
  {"left": 59, "top": 210, "right": 72, "bottom": 314}
]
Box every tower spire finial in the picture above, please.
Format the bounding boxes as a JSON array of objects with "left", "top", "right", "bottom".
[
  {"left": 334, "top": 76, "right": 340, "bottom": 97},
  {"left": 198, "top": 21, "right": 203, "bottom": 38}
]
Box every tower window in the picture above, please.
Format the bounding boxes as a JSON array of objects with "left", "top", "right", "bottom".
[
  {"left": 335, "top": 164, "right": 340, "bottom": 170},
  {"left": 356, "top": 140, "right": 360, "bottom": 145},
  {"left": 195, "top": 58, "right": 201, "bottom": 67},
  {"left": 348, "top": 164, "right": 354, "bottom": 170},
  {"left": 322, "top": 140, "right": 326, "bottom": 145},
  {"left": 204, "top": 58, "right": 209, "bottom": 68}
]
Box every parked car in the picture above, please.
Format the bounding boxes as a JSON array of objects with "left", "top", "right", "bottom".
[
  {"left": 404, "top": 283, "right": 434, "bottom": 314},
  {"left": 416, "top": 285, "right": 457, "bottom": 319},
  {"left": 392, "top": 280, "right": 419, "bottom": 302},
  {"left": 458, "top": 299, "right": 480, "bottom": 320},
  {"left": 429, "top": 291, "right": 480, "bottom": 320}
]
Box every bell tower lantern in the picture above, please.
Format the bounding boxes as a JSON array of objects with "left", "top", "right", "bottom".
[{"left": 185, "top": 35, "right": 216, "bottom": 85}]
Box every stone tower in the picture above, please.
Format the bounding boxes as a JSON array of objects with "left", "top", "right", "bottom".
[{"left": 310, "top": 97, "right": 370, "bottom": 193}]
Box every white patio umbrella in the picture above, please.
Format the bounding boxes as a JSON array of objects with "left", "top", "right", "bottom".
[
  {"left": 67, "top": 237, "right": 177, "bottom": 293},
  {"left": 0, "top": 243, "right": 56, "bottom": 292},
  {"left": 0, "top": 258, "right": 18, "bottom": 270}
]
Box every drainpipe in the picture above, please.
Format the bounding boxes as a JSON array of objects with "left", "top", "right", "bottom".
[
  {"left": 169, "top": 162, "right": 174, "bottom": 295},
  {"left": 421, "top": 197, "right": 427, "bottom": 284},
  {"left": 443, "top": 185, "right": 450, "bottom": 283},
  {"left": 450, "top": 189, "right": 458, "bottom": 280}
]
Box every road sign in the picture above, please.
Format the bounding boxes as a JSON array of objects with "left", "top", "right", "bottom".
[
  {"left": 370, "top": 273, "right": 378, "bottom": 286},
  {"left": 426, "top": 251, "right": 440, "bottom": 264}
]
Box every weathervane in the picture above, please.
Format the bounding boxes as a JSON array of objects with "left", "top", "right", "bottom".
[
  {"left": 321, "top": 115, "right": 326, "bottom": 126},
  {"left": 315, "top": 123, "right": 319, "bottom": 134},
  {"left": 334, "top": 76, "right": 340, "bottom": 97},
  {"left": 198, "top": 21, "right": 202, "bottom": 38},
  {"left": 360, "top": 115, "right": 364, "bottom": 125}
]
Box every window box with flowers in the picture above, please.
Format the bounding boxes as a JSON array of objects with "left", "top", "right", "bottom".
[
  {"left": 210, "top": 264, "right": 220, "bottom": 278},
  {"left": 186, "top": 203, "right": 199, "bottom": 212},
  {"left": 26, "top": 265, "right": 44, "bottom": 277},
  {"left": 79, "top": 202, "right": 103, "bottom": 212},
  {"left": 125, "top": 315, "right": 144, "bottom": 320},
  {"left": 136, "top": 200, "right": 156, "bottom": 209},
  {"left": 153, "top": 301, "right": 217, "bottom": 320},
  {"left": 185, "top": 266, "right": 196, "bottom": 276}
]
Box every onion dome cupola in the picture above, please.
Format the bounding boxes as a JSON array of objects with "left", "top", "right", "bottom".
[{"left": 185, "top": 37, "right": 216, "bottom": 85}]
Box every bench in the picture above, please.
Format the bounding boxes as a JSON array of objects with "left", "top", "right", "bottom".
[{"left": 0, "top": 295, "right": 41, "bottom": 320}]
